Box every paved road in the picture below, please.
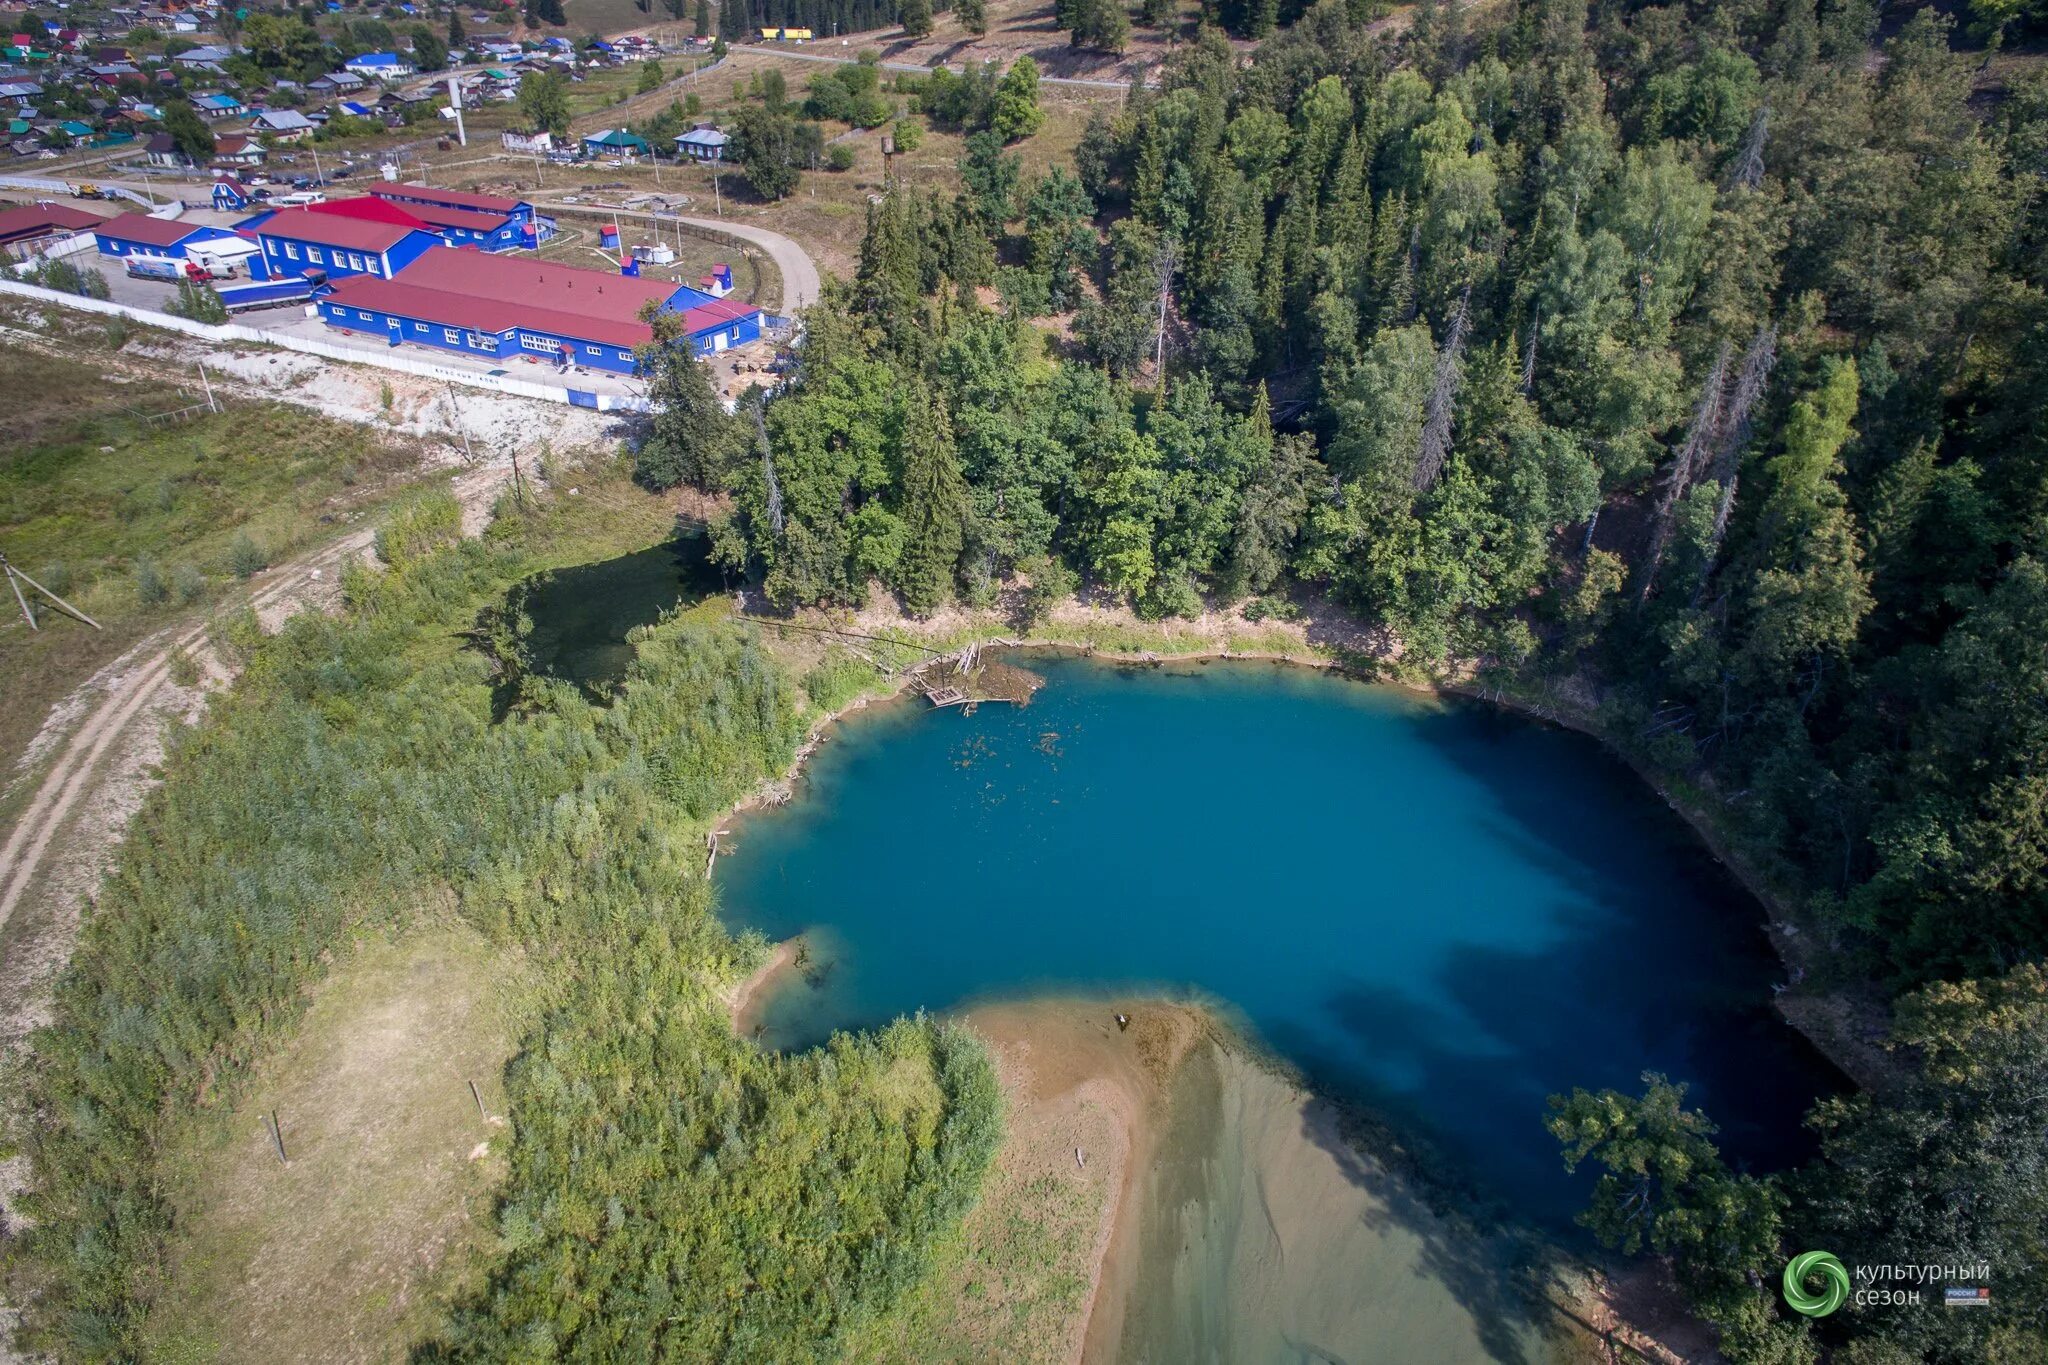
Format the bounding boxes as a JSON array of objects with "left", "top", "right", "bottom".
[{"left": 533, "top": 195, "right": 822, "bottom": 311}]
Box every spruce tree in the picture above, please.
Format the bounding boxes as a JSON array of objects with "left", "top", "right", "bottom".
[{"left": 895, "top": 385, "right": 968, "bottom": 613}]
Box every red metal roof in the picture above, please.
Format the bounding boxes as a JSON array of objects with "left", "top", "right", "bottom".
[
  {"left": 93, "top": 212, "right": 209, "bottom": 247},
  {"left": 303, "top": 195, "right": 507, "bottom": 234},
  {"left": 0, "top": 201, "right": 101, "bottom": 245},
  {"left": 370, "top": 183, "right": 523, "bottom": 215},
  {"left": 393, "top": 201, "right": 512, "bottom": 233},
  {"left": 303, "top": 196, "right": 433, "bottom": 229},
  {"left": 251, "top": 206, "right": 432, "bottom": 253},
  {"left": 323, "top": 247, "right": 760, "bottom": 349},
  {"left": 680, "top": 296, "right": 757, "bottom": 330},
  {"left": 326, "top": 273, "right": 655, "bottom": 349}
]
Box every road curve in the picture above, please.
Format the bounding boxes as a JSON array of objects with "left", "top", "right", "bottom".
[
  {"left": 678, "top": 214, "right": 822, "bottom": 310},
  {"left": 533, "top": 197, "right": 823, "bottom": 312}
]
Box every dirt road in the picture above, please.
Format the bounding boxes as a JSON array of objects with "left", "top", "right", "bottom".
[{"left": 0, "top": 460, "right": 513, "bottom": 1027}]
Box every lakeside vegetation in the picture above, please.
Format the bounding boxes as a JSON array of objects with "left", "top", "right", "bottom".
[
  {"left": 630, "top": 0, "right": 2048, "bottom": 1357},
  {"left": 4, "top": 474, "right": 1001, "bottom": 1359}
]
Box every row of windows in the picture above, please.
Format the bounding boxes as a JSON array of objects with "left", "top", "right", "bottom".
[
  {"left": 324, "top": 307, "right": 647, "bottom": 366},
  {"left": 267, "top": 238, "right": 383, "bottom": 275}
]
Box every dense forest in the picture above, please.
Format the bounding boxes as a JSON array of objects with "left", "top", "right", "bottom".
[
  {"left": 636, "top": 0, "right": 2048, "bottom": 1357},
  {"left": 6, "top": 494, "right": 1000, "bottom": 1360}
]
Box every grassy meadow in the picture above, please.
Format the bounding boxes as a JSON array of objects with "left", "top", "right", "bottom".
[{"left": 0, "top": 340, "right": 446, "bottom": 789}]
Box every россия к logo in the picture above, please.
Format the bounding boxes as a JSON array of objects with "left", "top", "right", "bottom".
[{"left": 1783, "top": 1251, "right": 1852, "bottom": 1318}]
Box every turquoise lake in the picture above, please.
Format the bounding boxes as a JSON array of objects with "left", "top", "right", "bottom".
[{"left": 716, "top": 652, "right": 1841, "bottom": 1225}]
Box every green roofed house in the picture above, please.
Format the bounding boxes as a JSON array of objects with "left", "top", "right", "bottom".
[{"left": 580, "top": 128, "right": 650, "bottom": 160}]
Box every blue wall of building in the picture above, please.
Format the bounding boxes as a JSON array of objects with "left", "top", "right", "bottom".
[
  {"left": 93, "top": 224, "right": 238, "bottom": 260},
  {"left": 248, "top": 224, "right": 437, "bottom": 281},
  {"left": 318, "top": 296, "right": 647, "bottom": 373},
  {"left": 684, "top": 312, "right": 762, "bottom": 356}
]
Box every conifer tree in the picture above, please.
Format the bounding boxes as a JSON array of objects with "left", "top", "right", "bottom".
[{"left": 895, "top": 384, "right": 968, "bottom": 613}]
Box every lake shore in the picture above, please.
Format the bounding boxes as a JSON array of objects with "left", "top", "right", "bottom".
[
  {"left": 722, "top": 937, "right": 801, "bottom": 1036},
  {"left": 732, "top": 593, "right": 1887, "bottom": 1092}
]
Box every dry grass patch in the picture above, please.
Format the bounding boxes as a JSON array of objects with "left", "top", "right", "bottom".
[{"left": 143, "top": 924, "right": 530, "bottom": 1365}]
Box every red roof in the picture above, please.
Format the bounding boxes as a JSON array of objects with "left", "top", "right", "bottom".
[
  {"left": 250, "top": 206, "right": 433, "bottom": 253},
  {"left": 323, "top": 247, "right": 757, "bottom": 350},
  {"left": 93, "top": 212, "right": 208, "bottom": 247},
  {"left": 371, "top": 183, "right": 523, "bottom": 215},
  {"left": 680, "top": 296, "right": 757, "bottom": 331},
  {"left": 304, "top": 196, "right": 434, "bottom": 230},
  {"left": 393, "top": 201, "right": 511, "bottom": 233},
  {"left": 0, "top": 200, "right": 101, "bottom": 245}
]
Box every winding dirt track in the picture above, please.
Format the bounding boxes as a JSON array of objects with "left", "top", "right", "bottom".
[{"left": 0, "top": 461, "right": 510, "bottom": 952}]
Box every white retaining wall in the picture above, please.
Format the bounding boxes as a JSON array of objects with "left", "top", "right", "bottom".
[{"left": 0, "top": 277, "right": 649, "bottom": 411}]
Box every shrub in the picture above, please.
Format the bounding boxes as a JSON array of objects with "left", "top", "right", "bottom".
[
  {"left": 134, "top": 554, "right": 167, "bottom": 606},
  {"left": 229, "top": 531, "right": 268, "bottom": 579},
  {"left": 826, "top": 143, "right": 857, "bottom": 171}
]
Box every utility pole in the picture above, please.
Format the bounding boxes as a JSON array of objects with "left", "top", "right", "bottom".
[
  {"left": 443, "top": 380, "right": 477, "bottom": 464},
  {"left": 1, "top": 548, "right": 101, "bottom": 632}
]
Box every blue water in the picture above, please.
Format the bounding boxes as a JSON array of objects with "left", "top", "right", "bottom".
[{"left": 717, "top": 654, "right": 1841, "bottom": 1224}]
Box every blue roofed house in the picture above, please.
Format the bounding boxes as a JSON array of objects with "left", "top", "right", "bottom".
[
  {"left": 193, "top": 92, "right": 244, "bottom": 118},
  {"left": 674, "top": 125, "right": 727, "bottom": 163},
  {"left": 344, "top": 52, "right": 415, "bottom": 81}
]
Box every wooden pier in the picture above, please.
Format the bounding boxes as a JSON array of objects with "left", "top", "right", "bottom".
[{"left": 735, "top": 616, "right": 1041, "bottom": 710}]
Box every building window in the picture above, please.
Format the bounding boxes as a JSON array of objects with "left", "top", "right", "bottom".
[
  {"left": 306, "top": 247, "right": 323, "bottom": 264},
  {"left": 584, "top": 345, "right": 600, "bottom": 356},
  {"left": 443, "top": 328, "right": 460, "bottom": 344},
  {"left": 266, "top": 240, "right": 278, "bottom": 256},
  {"left": 356, "top": 309, "right": 371, "bottom": 320},
  {"left": 617, "top": 350, "right": 632, "bottom": 361},
  {"left": 284, "top": 243, "right": 298, "bottom": 259},
  {"left": 413, "top": 321, "right": 427, "bottom": 332}
]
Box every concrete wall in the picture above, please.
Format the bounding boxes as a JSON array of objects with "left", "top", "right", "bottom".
[{"left": 0, "top": 277, "right": 648, "bottom": 410}]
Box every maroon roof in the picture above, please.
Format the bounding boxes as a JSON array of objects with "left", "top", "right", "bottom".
[
  {"left": 680, "top": 296, "right": 757, "bottom": 332},
  {"left": 394, "top": 201, "right": 512, "bottom": 233},
  {"left": 0, "top": 200, "right": 101, "bottom": 245},
  {"left": 399, "top": 247, "right": 679, "bottom": 318},
  {"left": 93, "top": 212, "right": 208, "bottom": 247},
  {"left": 371, "top": 183, "right": 523, "bottom": 215},
  {"left": 323, "top": 247, "right": 759, "bottom": 349},
  {"left": 326, "top": 273, "right": 655, "bottom": 349},
  {"left": 251, "top": 206, "right": 433, "bottom": 253}
]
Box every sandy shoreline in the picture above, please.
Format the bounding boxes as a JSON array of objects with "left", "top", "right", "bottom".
[
  {"left": 721, "top": 937, "right": 800, "bottom": 1036},
  {"left": 711, "top": 609, "right": 1844, "bottom": 1361}
]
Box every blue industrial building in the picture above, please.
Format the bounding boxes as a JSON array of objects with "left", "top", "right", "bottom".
[
  {"left": 315, "top": 248, "right": 763, "bottom": 375},
  {"left": 369, "top": 184, "right": 556, "bottom": 248},
  {"left": 236, "top": 205, "right": 440, "bottom": 281},
  {"left": 92, "top": 212, "right": 243, "bottom": 261}
]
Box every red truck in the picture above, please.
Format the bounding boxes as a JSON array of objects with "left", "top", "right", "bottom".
[{"left": 124, "top": 255, "right": 217, "bottom": 283}]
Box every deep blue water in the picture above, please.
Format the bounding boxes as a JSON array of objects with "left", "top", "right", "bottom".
[{"left": 716, "top": 653, "right": 1842, "bottom": 1224}]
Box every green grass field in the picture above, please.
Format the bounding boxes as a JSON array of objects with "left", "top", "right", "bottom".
[{"left": 0, "top": 340, "right": 443, "bottom": 784}]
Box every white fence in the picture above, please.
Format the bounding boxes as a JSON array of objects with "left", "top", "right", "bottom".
[
  {"left": 0, "top": 278, "right": 648, "bottom": 411},
  {"left": 0, "top": 174, "right": 159, "bottom": 208}
]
